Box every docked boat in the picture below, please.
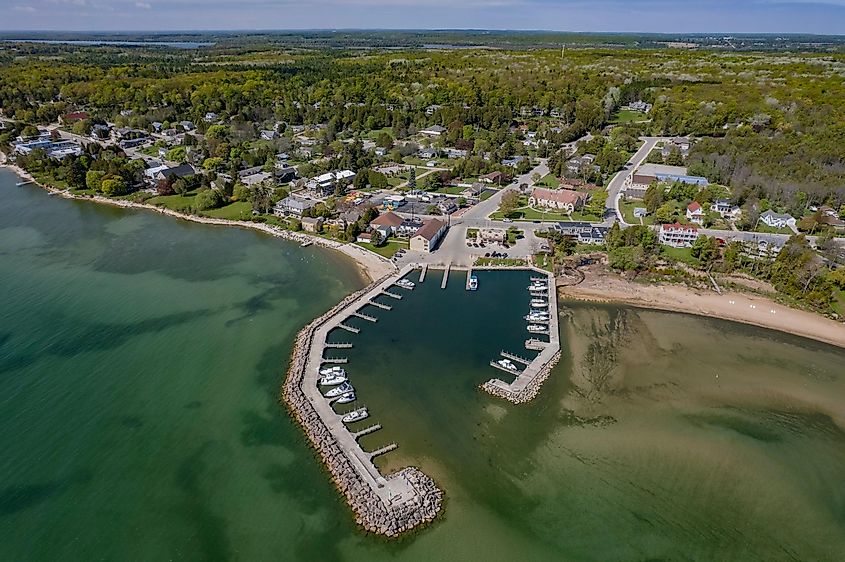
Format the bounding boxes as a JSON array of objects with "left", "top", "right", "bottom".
[
  {"left": 530, "top": 298, "right": 548, "bottom": 308},
  {"left": 526, "top": 313, "right": 550, "bottom": 322},
  {"left": 319, "top": 366, "right": 345, "bottom": 376},
  {"left": 395, "top": 279, "right": 415, "bottom": 289},
  {"left": 325, "top": 381, "right": 354, "bottom": 398},
  {"left": 527, "top": 324, "right": 547, "bottom": 333},
  {"left": 341, "top": 408, "right": 369, "bottom": 424},
  {"left": 335, "top": 392, "right": 357, "bottom": 404},
  {"left": 496, "top": 359, "right": 518, "bottom": 371},
  {"left": 468, "top": 275, "right": 478, "bottom": 291},
  {"left": 319, "top": 372, "right": 348, "bottom": 386}
]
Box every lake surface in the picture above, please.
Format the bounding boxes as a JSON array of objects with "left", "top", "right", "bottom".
[
  {"left": 2, "top": 168, "right": 844, "bottom": 561},
  {"left": 2, "top": 39, "right": 214, "bottom": 49}
]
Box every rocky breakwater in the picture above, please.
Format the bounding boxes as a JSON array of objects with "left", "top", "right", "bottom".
[
  {"left": 481, "top": 350, "right": 562, "bottom": 404},
  {"left": 281, "top": 279, "right": 443, "bottom": 537}
]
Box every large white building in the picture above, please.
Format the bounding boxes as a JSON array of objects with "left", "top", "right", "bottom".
[
  {"left": 409, "top": 219, "right": 447, "bottom": 253},
  {"left": 658, "top": 223, "right": 700, "bottom": 248}
]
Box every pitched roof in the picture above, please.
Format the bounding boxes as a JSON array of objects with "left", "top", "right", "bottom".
[
  {"left": 413, "top": 219, "right": 445, "bottom": 241},
  {"left": 159, "top": 164, "right": 195, "bottom": 179},
  {"left": 687, "top": 202, "right": 702, "bottom": 213},
  {"left": 370, "top": 211, "right": 403, "bottom": 228},
  {"left": 530, "top": 187, "right": 586, "bottom": 206},
  {"left": 661, "top": 222, "right": 698, "bottom": 232}
]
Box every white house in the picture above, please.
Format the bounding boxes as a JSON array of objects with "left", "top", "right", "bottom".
[
  {"left": 686, "top": 202, "right": 705, "bottom": 225},
  {"left": 711, "top": 199, "right": 741, "bottom": 219},
  {"left": 528, "top": 188, "right": 589, "bottom": 214},
  {"left": 420, "top": 125, "right": 446, "bottom": 137},
  {"left": 760, "top": 210, "right": 793, "bottom": 229},
  {"left": 658, "top": 223, "right": 700, "bottom": 248},
  {"left": 409, "top": 219, "right": 447, "bottom": 253}
]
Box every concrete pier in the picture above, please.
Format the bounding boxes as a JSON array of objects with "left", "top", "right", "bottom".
[
  {"left": 525, "top": 339, "right": 548, "bottom": 351},
  {"left": 490, "top": 360, "right": 523, "bottom": 376},
  {"left": 326, "top": 342, "right": 353, "bottom": 349},
  {"left": 353, "top": 311, "right": 378, "bottom": 322},
  {"left": 369, "top": 443, "right": 398, "bottom": 459},
  {"left": 501, "top": 351, "right": 532, "bottom": 365},
  {"left": 370, "top": 301, "right": 392, "bottom": 311},
  {"left": 419, "top": 264, "right": 428, "bottom": 283},
  {"left": 481, "top": 268, "right": 562, "bottom": 405},
  {"left": 337, "top": 323, "right": 360, "bottom": 334},
  {"left": 282, "top": 265, "right": 442, "bottom": 537},
  {"left": 353, "top": 424, "right": 382, "bottom": 439},
  {"left": 381, "top": 291, "right": 403, "bottom": 300},
  {"left": 441, "top": 263, "right": 450, "bottom": 289},
  {"left": 322, "top": 357, "right": 348, "bottom": 364},
  {"left": 465, "top": 268, "right": 474, "bottom": 290}
]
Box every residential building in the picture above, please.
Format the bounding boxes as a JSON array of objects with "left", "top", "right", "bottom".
[
  {"left": 203, "top": 112, "right": 218, "bottom": 123},
  {"left": 409, "top": 219, "right": 447, "bottom": 253},
  {"left": 658, "top": 223, "right": 700, "bottom": 248},
  {"left": 419, "top": 147, "right": 437, "bottom": 159},
  {"left": 260, "top": 130, "right": 278, "bottom": 140},
  {"left": 480, "top": 171, "right": 506, "bottom": 185},
  {"left": 578, "top": 226, "right": 609, "bottom": 245},
  {"left": 633, "top": 208, "right": 648, "bottom": 218},
  {"left": 274, "top": 196, "right": 317, "bottom": 217},
  {"left": 369, "top": 211, "right": 404, "bottom": 236},
  {"left": 551, "top": 222, "right": 594, "bottom": 237},
  {"left": 420, "top": 125, "right": 446, "bottom": 137},
  {"left": 528, "top": 188, "right": 589, "bottom": 213},
  {"left": 397, "top": 218, "right": 424, "bottom": 238},
  {"left": 711, "top": 199, "right": 740, "bottom": 219},
  {"left": 626, "top": 163, "right": 708, "bottom": 191},
  {"left": 155, "top": 164, "right": 196, "bottom": 182},
  {"left": 686, "top": 202, "right": 705, "bottom": 225},
  {"left": 502, "top": 156, "right": 525, "bottom": 168},
  {"left": 437, "top": 199, "right": 458, "bottom": 215},
  {"left": 300, "top": 216, "right": 324, "bottom": 233},
  {"left": 760, "top": 210, "right": 793, "bottom": 229},
  {"left": 60, "top": 111, "right": 90, "bottom": 124}
]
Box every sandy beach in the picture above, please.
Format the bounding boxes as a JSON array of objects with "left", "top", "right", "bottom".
[
  {"left": 561, "top": 265, "right": 845, "bottom": 349},
  {"left": 0, "top": 157, "right": 394, "bottom": 283}
]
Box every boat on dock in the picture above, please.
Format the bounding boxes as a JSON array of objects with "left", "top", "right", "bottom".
[
  {"left": 395, "top": 279, "right": 415, "bottom": 290},
  {"left": 527, "top": 324, "right": 547, "bottom": 333},
  {"left": 496, "top": 358, "right": 518, "bottom": 372},
  {"left": 468, "top": 275, "right": 478, "bottom": 291},
  {"left": 325, "top": 381, "right": 354, "bottom": 398},
  {"left": 336, "top": 392, "right": 357, "bottom": 404},
  {"left": 530, "top": 298, "right": 548, "bottom": 308},
  {"left": 526, "top": 312, "right": 550, "bottom": 322},
  {"left": 319, "top": 371, "right": 348, "bottom": 386},
  {"left": 341, "top": 408, "right": 369, "bottom": 424},
  {"left": 319, "top": 366, "right": 345, "bottom": 376}
]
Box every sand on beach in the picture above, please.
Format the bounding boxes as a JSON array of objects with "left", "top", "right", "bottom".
[{"left": 560, "top": 266, "right": 845, "bottom": 349}]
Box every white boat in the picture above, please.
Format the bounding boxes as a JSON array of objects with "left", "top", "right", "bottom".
[
  {"left": 396, "top": 279, "right": 415, "bottom": 289},
  {"left": 496, "top": 359, "right": 518, "bottom": 371},
  {"left": 530, "top": 299, "right": 548, "bottom": 308},
  {"left": 527, "top": 324, "right": 547, "bottom": 333},
  {"left": 319, "top": 366, "right": 345, "bottom": 376},
  {"left": 335, "top": 392, "right": 357, "bottom": 404},
  {"left": 468, "top": 275, "right": 478, "bottom": 291},
  {"left": 526, "top": 313, "right": 549, "bottom": 322},
  {"left": 325, "top": 381, "right": 354, "bottom": 398},
  {"left": 319, "top": 372, "right": 348, "bottom": 386},
  {"left": 342, "top": 408, "right": 369, "bottom": 424}
]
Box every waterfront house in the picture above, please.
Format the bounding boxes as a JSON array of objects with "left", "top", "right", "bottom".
[
  {"left": 155, "top": 164, "right": 196, "bottom": 182},
  {"left": 397, "top": 218, "right": 424, "bottom": 238},
  {"left": 578, "top": 226, "right": 609, "bottom": 245},
  {"left": 357, "top": 232, "right": 374, "bottom": 243},
  {"left": 410, "top": 219, "right": 447, "bottom": 253},
  {"left": 528, "top": 188, "right": 589, "bottom": 213},
  {"left": 370, "top": 211, "right": 404, "bottom": 236},
  {"left": 658, "top": 223, "right": 700, "bottom": 248},
  {"left": 760, "top": 210, "right": 793, "bottom": 229},
  {"left": 301, "top": 216, "right": 323, "bottom": 233},
  {"left": 686, "top": 202, "right": 705, "bottom": 225},
  {"left": 274, "top": 196, "right": 317, "bottom": 217},
  {"left": 551, "top": 222, "right": 594, "bottom": 237}
]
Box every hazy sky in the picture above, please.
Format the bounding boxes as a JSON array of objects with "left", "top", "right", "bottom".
[{"left": 3, "top": 0, "right": 845, "bottom": 34}]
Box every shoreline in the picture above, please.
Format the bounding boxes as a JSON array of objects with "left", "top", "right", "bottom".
[
  {"left": 560, "top": 267, "right": 845, "bottom": 349},
  {"left": 0, "top": 159, "right": 394, "bottom": 284}
]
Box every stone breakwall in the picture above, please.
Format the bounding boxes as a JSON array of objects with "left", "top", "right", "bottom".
[
  {"left": 480, "top": 350, "right": 562, "bottom": 404},
  {"left": 281, "top": 280, "right": 443, "bottom": 537}
]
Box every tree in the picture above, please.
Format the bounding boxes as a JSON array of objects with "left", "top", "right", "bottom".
[
  {"left": 408, "top": 167, "right": 416, "bottom": 189},
  {"left": 67, "top": 159, "right": 87, "bottom": 190},
  {"left": 370, "top": 229, "right": 384, "bottom": 247},
  {"left": 499, "top": 190, "right": 520, "bottom": 217},
  {"left": 654, "top": 203, "right": 676, "bottom": 224},
  {"left": 85, "top": 170, "right": 105, "bottom": 191},
  {"left": 100, "top": 176, "right": 127, "bottom": 196},
  {"left": 376, "top": 131, "right": 394, "bottom": 149},
  {"left": 165, "top": 147, "right": 187, "bottom": 163},
  {"left": 194, "top": 188, "right": 224, "bottom": 211},
  {"left": 232, "top": 183, "right": 250, "bottom": 201},
  {"left": 691, "top": 235, "right": 719, "bottom": 268},
  {"left": 172, "top": 178, "right": 188, "bottom": 196}
]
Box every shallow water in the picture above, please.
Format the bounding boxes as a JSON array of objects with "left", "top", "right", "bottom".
[{"left": 2, "top": 169, "right": 844, "bottom": 561}]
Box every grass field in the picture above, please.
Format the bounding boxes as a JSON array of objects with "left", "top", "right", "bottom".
[
  {"left": 660, "top": 246, "right": 700, "bottom": 267},
  {"left": 610, "top": 109, "right": 650, "bottom": 124},
  {"left": 202, "top": 201, "right": 254, "bottom": 220},
  {"left": 355, "top": 239, "right": 408, "bottom": 258},
  {"left": 620, "top": 200, "right": 653, "bottom": 225},
  {"left": 535, "top": 174, "right": 560, "bottom": 188},
  {"left": 147, "top": 193, "right": 197, "bottom": 212}
]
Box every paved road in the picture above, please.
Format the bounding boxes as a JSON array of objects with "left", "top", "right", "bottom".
[
  {"left": 458, "top": 158, "right": 549, "bottom": 223},
  {"left": 605, "top": 137, "right": 666, "bottom": 226}
]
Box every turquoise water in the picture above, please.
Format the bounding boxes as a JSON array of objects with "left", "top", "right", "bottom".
[{"left": 2, "top": 168, "right": 845, "bottom": 561}]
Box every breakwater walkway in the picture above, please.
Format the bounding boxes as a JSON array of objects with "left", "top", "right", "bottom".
[
  {"left": 476, "top": 267, "right": 563, "bottom": 404},
  {"left": 282, "top": 265, "right": 442, "bottom": 537}
]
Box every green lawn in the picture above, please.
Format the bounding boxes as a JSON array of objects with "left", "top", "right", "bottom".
[
  {"left": 833, "top": 289, "right": 845, "bottom": 317},
  {"left": 147, "top": 193, "right": 197, "bottom": 212},
  {"left": 202, "top": 201, "right": 254, "bottom": 220},
  {"left": 610, "top": 109, "right": 650, "bottom": 124},
  {"left": 479, "top": 190, "right": 495, "bottom": 201},
  {"left": 31, "top": 171, "right": 69, "bottom": 190},
  {"left": 355, "top": 239, "right": 408, "bottom": 258},
  {"left": 755, "top": 223, "right": 794, "bottom": 235},
  {"left": 430, "top": 185, "right": 465, "bottom": 195},
  {"left": 620, "top": 200, "right": 654, "bottom": 225},
  {"left": 535, "top": 174, "right": 560, "bottom": 188},
  {"left": 475, "top": 257, "right": 528, "bottom": 267},
  {"left": 661, "top": 246, "right": 700, "bottom": 267},
  {"left": 491, "top": 205, "right": 601, "bottom": 222}
]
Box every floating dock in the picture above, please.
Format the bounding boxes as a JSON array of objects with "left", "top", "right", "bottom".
[
  {"left": 381, "top": 291, "right": 403, "bottom": 300},
  {"left": 369, "top": 301, "right": 392, "bottom": 311},
  {"left": 368, "top": 443, "right": 398, "bottom": 459},
  {"left": 325, "top": 342, "right": 353, "bottom": 349},
  {"left": 525, "top": 339, "right": 547, "bottom": 351},
  {"left": 352, "top": 311, "right": 378, "bottom": 323},
  {"left": 441, "top": 263, "right": 450, "bottom": 289},
  {"left": 500, "top": 351, "right": 532, "bottom": 365},
  {"left": 419, "top": 264, "right": 428, "bottom": 283},
  {"left": 465, "top": 268, "right": 474, "bottom": 290},
  {"left": 490, "top": 360, "right": 524, "bottom": 376},
  {"left": 353, "top": 424, "right": 382, "bottom": 439},
  {"left": 337, "top": 323, "right": 361, "bottom": 334},
  {"left": 322, "top": 357, "right": 348, "bottom": 364}
]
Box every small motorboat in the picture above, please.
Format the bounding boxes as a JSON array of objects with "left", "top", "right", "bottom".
[
  {"left": 527, "top": 324, "right": 547, "bottom": 333},
  {"left": 319, "top": 372, "right": 348, "bottom": 386},
  {"left": 319, "top": 366, "right": 345, "bottom": 376},
  {"left": 496, "top": 359, "right": 518, "bottom": 371},
  {"left": 530, "top": 299, "right": 548, "bottom": 308},
  {"left": 335, "top": 392, "right": 357, "bottom": 404},
  {"left": 325, "top": 381, "right": 354, "bottom": 398},
  {"left": 341, "top": 408, "right": 369, "bottom": 424},
  {"left": 468, "top": 275, "right": 478, "bottom": 291}
]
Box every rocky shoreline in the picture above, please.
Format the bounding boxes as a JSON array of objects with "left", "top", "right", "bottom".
[
  {"left": 481, "top": 350, "right": 562, "bottom": 404},
  {"left": 281, "top": 281, "right": 443, "bottom": 537}
]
